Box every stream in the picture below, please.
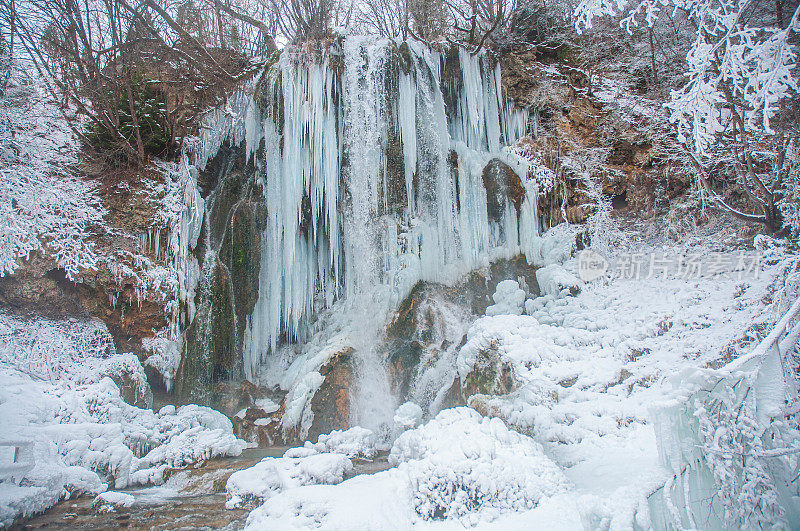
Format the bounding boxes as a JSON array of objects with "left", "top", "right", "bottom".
[{"left": 16, "top": 448, "right": 393, "bottom": 530}]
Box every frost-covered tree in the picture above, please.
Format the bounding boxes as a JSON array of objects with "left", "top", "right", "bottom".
[
  {"left": 779, "top": 139, "right": 800, "bottom": 235},
  {"left": 574, "top": 0, "right": 800, "bottom": 231}
]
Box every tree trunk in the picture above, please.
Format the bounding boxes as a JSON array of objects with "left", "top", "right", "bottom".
[{"left": 648, "top": 26, "right": 658, "bottom": 85}]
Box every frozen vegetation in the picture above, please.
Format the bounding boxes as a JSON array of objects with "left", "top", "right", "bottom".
[
  {"left": 0, "top": 314, "right": 246, "bottom": 526},
  {"left": 0, "top": 78, "right": 105, "bottom": 279}
]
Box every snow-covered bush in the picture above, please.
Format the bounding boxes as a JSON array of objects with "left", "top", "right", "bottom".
[
  {"left": 142, "top": 328, "right": 182, "bottom": 391},
  {"left": 779, "top": 140, "right": 800, "bottom": 237},
  {"left": 0, "top": 78, "right": 106, "bottom": 279},
  {"left": 390, "top": 408, "right": 570, "bottom": 521},
  {"left": 0, "top": 313, "right": 115, "bottom": 381}
]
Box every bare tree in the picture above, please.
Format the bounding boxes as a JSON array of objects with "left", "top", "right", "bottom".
[
  {"left": 0, "top": 0, "right": 274, "bottom": 166},
  {"left": 269, "top": 0, "right": 338, "bottom": 43},
  {"left": 443, "top": 0, "right": 515, "bottom": 51},
  {"left": 356, "top": 0, "right": 408, "bottom": 38}
]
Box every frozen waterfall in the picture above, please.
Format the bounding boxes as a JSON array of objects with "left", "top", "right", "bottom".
[{"left": 180, "top": 37, "right": 536, "bottom": 433}]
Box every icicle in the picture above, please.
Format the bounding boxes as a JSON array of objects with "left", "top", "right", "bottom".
[
  {"left": 397, "top": 72, "right": 417, "bottom": 216},
  {"left": 193, "top": 39, "right": 540, "bottom": 385}
]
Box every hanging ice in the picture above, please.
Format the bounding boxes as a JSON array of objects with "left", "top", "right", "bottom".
[{"left": 182, "top": 38, "right": 536, "bottom": 384}]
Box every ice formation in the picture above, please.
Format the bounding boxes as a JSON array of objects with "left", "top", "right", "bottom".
[
  {"left": 177, "top": 37, "right": 534, "bottom": 432},
  {"left": 486, "top": 279, "right": 527, "bottom": 316}
]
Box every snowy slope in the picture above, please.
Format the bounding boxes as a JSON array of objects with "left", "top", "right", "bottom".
[{"left": 230, "top": 231, "right": 800, "bottom": 528}]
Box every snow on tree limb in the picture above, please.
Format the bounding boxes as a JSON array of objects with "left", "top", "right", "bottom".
[{"left": 574, "top": 0, "right": 800, "bottom": 157}]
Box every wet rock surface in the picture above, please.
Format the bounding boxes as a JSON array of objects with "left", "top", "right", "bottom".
[
  {"left": 176, "top": 142, "right": 266, "bottom": 408},
  {"left": 482, "top": 158, "right": 526, "bottom": 220},
  {"left": 309, "top": 348, "right": 355, "bottom": 441}
]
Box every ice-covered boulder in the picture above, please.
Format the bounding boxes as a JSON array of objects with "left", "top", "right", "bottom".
[
  {"left": 486, "top": 279, "right": 526, "bottom": 316},
  {"left": 535, "top": 263, "right": 582, "bottom": 297}
]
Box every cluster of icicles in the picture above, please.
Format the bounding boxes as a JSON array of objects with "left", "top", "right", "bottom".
[{"left": 179, "top": 37, "right": 538, "bottom": 380}]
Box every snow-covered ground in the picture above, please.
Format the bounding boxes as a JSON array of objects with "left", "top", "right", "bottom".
[
  {"left": 224, "top": 228, "right": 800, "bottom": 529},
  {"left": 0, "top": 314, "right": 247, "bottom": 527}
]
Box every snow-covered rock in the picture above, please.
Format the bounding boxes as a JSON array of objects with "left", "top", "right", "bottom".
[
  {"left": 485, "top": 279, "right": 526, "bottom": 316},
  {"left": 305, "top": 427, "right": 377, "bottom": 458},
  {"left": 93, "top": 491, "right": 135, "bottom": 512},
  {"left": 535, "top": 263, "right": 582, "bottom": 297},
  {"left": 225, "top": 426, "right": 378, "bottom": 509},
  {"left": 393, "top": 402, "right": 423, "bottom": 431},
  {"left": 226, "top": 453, "right": 354, "bottom": 509}
]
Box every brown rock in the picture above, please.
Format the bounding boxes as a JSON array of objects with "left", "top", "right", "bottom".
[
  {"left": 482, "top": 159, "right": 526, "bottom": 221},
  {"left": 309, "top": 348, "right": 354, "bottom": 440},
  {"left": 460, "top": 343, "right": 518, "bottom": 401}
]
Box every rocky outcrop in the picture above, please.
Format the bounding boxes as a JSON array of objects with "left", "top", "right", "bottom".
[
  {"left": 382, "top": 256, "right": 539, "bottom": 412},
  {"left": 499, "top": 44, "right": 693, "bottom": 228},
  {"left": 230, "top": 349, "right": 354, "bottom": 447},
  {"left": 460, "top": 342, "right": 518, "bottom": 400},
  {"left": 309, "top": 349, "right": 355, "bottom": 440},
  {"left": 176, "top": 141, "right": 266, "bottom": 406},
  {"left": 482, "top": 158, "right": 526, "bottom": 220}
]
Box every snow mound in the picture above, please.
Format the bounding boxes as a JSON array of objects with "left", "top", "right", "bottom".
[
  {"left": 393, "top": 402, "right": 423, "bottom": 431},
  {"left": 390, "top": 407, "right": 570, "bottom": 520},
  {"left": 226, "top": 453, "right": 353, "bottom": 509},
  {"left": 486, "top": 280, "right": 526, "bottom": 316},
  {"left": 535, "top": 263, "right": 582, "bottom": 297}
]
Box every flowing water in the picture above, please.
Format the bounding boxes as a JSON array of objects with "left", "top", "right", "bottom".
[{"left": 16, "top": 449, "right": 393, "bottom": 530}]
